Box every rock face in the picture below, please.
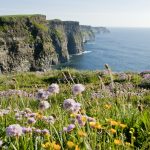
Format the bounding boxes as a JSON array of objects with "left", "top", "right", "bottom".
[
  {"left": 0, "top": 15, "right": 59, "bottom": 72},
  {"left": 0, "top": 15, "right": 83, "bottom": 73},
  {"left": 80, "top": 25, "right": 95, "bottom": 43},
  {"left": 48, "top": 20, "right": 83, "bottom": 63},
  {"left": 80, "top": 25, "right": 110, "bottom": 43}
]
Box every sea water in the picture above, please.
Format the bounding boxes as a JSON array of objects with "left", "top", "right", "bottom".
[{"left": 55, "top": 28, "right": 150, "bottom": 72}]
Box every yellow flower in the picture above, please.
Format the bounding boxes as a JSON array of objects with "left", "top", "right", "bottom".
[
  {"left": 75, "top": 145, "right": 80, "bottom": 150},
  {"left": 36, "top": 112, "right": 43, "bottom": 119},
  {"left": 109, "top": 128, "right": 116, "bottom": 134},
  {"left": 81, "top": 116, "right": 87, "bottom": 122},
  {"left": 89, "top": 122, "right": 101, "bottom": 129},
  {"left": 120, "top": 123, "right": 127, "bottom": 129},
  {"left": 42, "top": 141, "right": 61, "bottom": 150},
  {"left": 104, "top": 104, "right": 112, "bottom": 109},
  {"left": 78, "top": 130, "right": 87, "bottom": 137},
  {"left": 70, "top": 114, "right": 77, "bottom": 118},
  {"left": 42, "top": 142, "right": 51, "bottom": 149},
  {"left": 114, "top": 139, "right": 122, "bottom": 145},
  {"left": 53, "top": 144, "right": 61, "bottom": 150},
  {"left": 67, "top": 141, "right": 75, "bottom": 148},
  {"left": 110, "top": 120, "right": 119, "bottom": 126}
]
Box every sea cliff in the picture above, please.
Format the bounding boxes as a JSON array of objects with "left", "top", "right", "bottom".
[{"left": 0, "top": 14, "right": 108, "bottom": 73}]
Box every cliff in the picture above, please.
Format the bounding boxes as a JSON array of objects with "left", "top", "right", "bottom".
[
  {"left": 92, "top": 27, "right": 110, "bottom": 34},
  {"left": 0, "top": 15, "right": 59, "bottom": 72},
  {"left": 48, "top": 20, "right": 83, "bottom": 62},
  {"left": 0, "top": 15, "right": 83, "bottom": 73},
  {"left": 80, "top": 25, "right": 95, "bottom": 43}
]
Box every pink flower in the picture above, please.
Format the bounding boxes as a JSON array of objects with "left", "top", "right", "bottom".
[
  {"left": 6, "top": 124, "right": 22, "bottom": 137},
  {"left": 39, "top": 100, "right": 50, "bottom": 110},
  {"left": 63, "top": 99, "right": 81, "bottom": 113},
  {"left": 48, "top": 83, "right": 59, "bottom": 94},
  {"left": 72, "top": 84, "right": 85, "bottom": 95},
  {"left": 36, "top": 89, "right": 50, "bottom": 100},
  {"left": 27, "top": 117, "right": 36, "bottom": 124}
]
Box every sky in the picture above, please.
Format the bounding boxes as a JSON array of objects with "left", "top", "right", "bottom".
[{"left": 0, "top": 0, "right": 150, "bottom": 27}]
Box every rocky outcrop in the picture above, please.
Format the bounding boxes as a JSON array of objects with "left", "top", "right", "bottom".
[
  {"left": 0, "top": 15, "right": 59, "bottom": 72},
  {"left": 80, "top": 26, "right": 110, "bottom": 43},
  {"left": 48, "top": 20, "right": 83, "bottom": 62},
  {"left": 80, "top": 25, "right": 95, "bottom": 43},
  {"left": 0, "top": 15, "right": 84, "bottom": 73}
]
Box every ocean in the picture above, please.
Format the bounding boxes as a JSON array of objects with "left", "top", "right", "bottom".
[{"left": 55, "top": 28, "right": 150, "bottom": 72}]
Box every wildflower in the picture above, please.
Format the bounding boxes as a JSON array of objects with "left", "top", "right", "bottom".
[
  {"left": 87, "top": 117, "right": 96, "bottom": 122},
  {"left": 67, "top": 141, "right": 75, "bottom": 148},
  {"left": 48, "top": 83, "right": 59, "bottom": 94},
  {"left": 36, "top": 112, "right": 43, "bottom": 119},
  {"left": 114, "top": 139, "right": 122, "bottom": 145},
  {"left": 75, "top": 145, "right": 80, "bottom": 150},
  {"left": 22, "top": 127, "right": 32, "bottom": 134},
  {"left": 76, "top": 114, "right": 86, "bottom": 126},
  {"left": 72, "top": 84, "right": 85, "bottom": 95},
  {"left": 104, "top": 104, "right": 112, "bottom": 109},
  {"left": 6, "top": 124, "right": 22, "bottom": 137},
  {"left": 45, "top": 116, "right": 55, "bottom": 124},
  {"left": 42, "top": 141, "right": 61, "bottom": 150},
  {"left": 63, "top": 124, "right": 75, "bottom": 132},
  {"left": 28, "top": 117, "right": 36, "bottom": 124},
  {"left": 67, "top": 124, "right": 75, "bottom": 132},
  {"left": 78, "top": 130, "right": 87, "bottom": 137},
  {"left": 89, "top": 122, "right": 101, "bottom": 129},
  {"left": 109, "top": 128, "right": 116, "bottom": 134},
  {"left": 39, "top": 100, "right": 50, "bottom": 110},
  {"left": 119, "top": 123, "right": 127, "bottom": 129},
  {"left": 41, "top": 129, "right": 50, "bottom": 136},
  {"left": 107, "top": 119, "right": 119, "bottom": 126},
  {"left": 36, "top": 89, "right": 50, "bottom": 100},
  {"left": 34, "top": 129, "right": 41, "bottom": 134},
  {"left": 63, "top": 99, "right": 81, "bottom": 113}
]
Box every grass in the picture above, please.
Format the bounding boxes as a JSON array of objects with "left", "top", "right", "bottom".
[{"left": 0, "top": 68, "right": 150, "bottom": 149}]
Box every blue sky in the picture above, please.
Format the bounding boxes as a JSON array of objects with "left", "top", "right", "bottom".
[{"left": 0, "top": 0, "right": 150, "bottom": 27}]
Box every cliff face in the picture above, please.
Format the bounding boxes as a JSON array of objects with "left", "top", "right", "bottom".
[
  {"left": 80, "top": 25, "right": 95, "bottom": 43},
  {"left": 0, "top": 15, "right": 58, "bottom": 72},
  {"left": 80, "top": 26, "right": 110, "bottom": 43},
  {"left": 48, "top": 20, "right": 83, "bottom": 61},
  {"left": 0, "top": 15, "right": 84, "bottom": 73}
]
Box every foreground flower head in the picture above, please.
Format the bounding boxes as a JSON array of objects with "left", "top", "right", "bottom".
[
  {"left": 63, "top": 99, "right": 81, "bottom": 113},
  {"left": 48, "top": 83, "right": 60, "bottom": 94},
  {"left": 89, "top": 122, "right": 101, "bottom": 129},
  {"left": 114, "top": 139, "right": 122, "bottom": 145},
  {"left": 6, "top": 124, "right": 22, "bottom": 137},
  {"left": 39, "top": 100, "right": 50, "bottom": 110},
  {"left": 63, "top": 124, "right": 75, "bottom": 132},
  {"left": 72, "top": 84, "right": 85, "bottom": 95},
  {"left": 42, "top": 141, "right": 61, "bottom": 150},
  {"left": 36, "top": 89, "right": 50, "bottom": 100}
]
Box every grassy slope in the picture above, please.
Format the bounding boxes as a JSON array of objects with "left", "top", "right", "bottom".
[{"left": 0, "top": 69, "right": 150, "bottom": 149}]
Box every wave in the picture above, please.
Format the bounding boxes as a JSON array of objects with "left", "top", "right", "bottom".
[{"left": 82, "top": 50, "right": 92, "bottom": 54}]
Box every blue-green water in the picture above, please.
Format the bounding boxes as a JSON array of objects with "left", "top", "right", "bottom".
[{"left": 56, "top": 28, "right": 150, "bottom": 72}]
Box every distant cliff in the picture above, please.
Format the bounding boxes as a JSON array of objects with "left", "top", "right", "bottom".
[
  {"left": 80, "top": 25, "right": 95, "bottom": 43},
  {"left": 0, "top": 15, "right": 83, "bottom": 73},
  {"left": 80, "top": 25, "right": 110, "bottom": 43}
]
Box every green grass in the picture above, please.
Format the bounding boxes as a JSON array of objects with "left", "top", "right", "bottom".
[{"left": 0, "top": 69, "right": 150, "bottom": 149}]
